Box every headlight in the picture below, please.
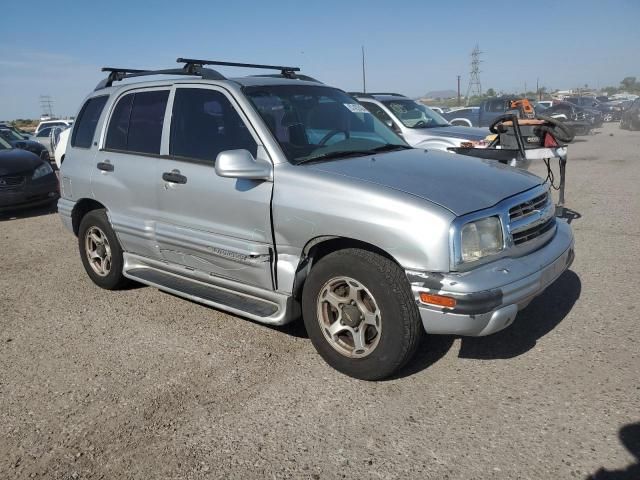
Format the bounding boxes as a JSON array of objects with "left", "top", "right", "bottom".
[
  {"left": 32, "top": 162, "right": 53, "bottom": 179},
  {"left": 460, "top": 216, "right": 503, "bottom": 263}
]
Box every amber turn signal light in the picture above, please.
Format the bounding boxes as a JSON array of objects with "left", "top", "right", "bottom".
[{"left": 419, "top": 292, "right": 457, "bottom": 308}]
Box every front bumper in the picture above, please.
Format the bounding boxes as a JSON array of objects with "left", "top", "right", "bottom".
[
  {"left": 408, "top": 220, "right": 574, "bottom": 336},
  {"left": 0, "top": 175, "right": 59, "bottom": 212}
]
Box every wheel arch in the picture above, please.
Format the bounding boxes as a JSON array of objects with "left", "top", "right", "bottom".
[
  {"left": 291, "top": 236, "right": 402, "bottom": 300},
  {"left": 449, "top": 118, "right": 473, "bottom": 127},
  {"left": 71, "top": 198, "right": 107, "bottom": 236}
]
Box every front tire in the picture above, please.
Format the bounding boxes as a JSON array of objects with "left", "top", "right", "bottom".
[
  {"left": 302, "top": 248, "right": 423, "bottom": 380},
  {"left": 78, "top": 209, "right": 130, "bottom": 290}
]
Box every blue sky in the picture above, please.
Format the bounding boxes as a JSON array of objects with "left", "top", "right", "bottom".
[{"left": 1, "top": 0, "right": 638, "bottom": 118}]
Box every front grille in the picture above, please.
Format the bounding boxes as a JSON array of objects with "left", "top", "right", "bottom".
[
  {"left": 509, "top": 191, "right": 549, "bottom": 221},
  {"left": 512, "top": 217, "right": 556, "bottom": 245},
  {"left": 0, "top": 175, "right": 26, "bottom": 189}
]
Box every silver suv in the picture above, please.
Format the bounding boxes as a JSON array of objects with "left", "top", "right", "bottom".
[
  {"left": 58, "top": 59, "right": 574, "bottom": 380},
  {"left": 353, "top": 93, "right": 490, "bottom": 150}
]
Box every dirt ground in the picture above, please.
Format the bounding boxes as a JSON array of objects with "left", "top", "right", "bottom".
[{"left": 1, "top": 122, "right": 639, "bottom": 479}]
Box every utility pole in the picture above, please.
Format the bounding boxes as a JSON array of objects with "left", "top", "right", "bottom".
[
  {"left": 536, "top": 78, "right": 540, "bottom": 100},
  {"left": 465, "top": 44, "right": 482, "bottom": 105},
  {"left": 39, "top": 95, "right": 55, "bottom": 119},
  {"left": 457, "top": 75, "right": 461, "bottom": 106},
  {"left": 361, "top": 46, "right": 366, "bottom": 94}
]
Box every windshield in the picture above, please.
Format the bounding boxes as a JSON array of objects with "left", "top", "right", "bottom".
[
  {"left": 0, "top": 136, "right": 11, "bottom": 150},
  {"left": 0, "top": 128, "right": 23, "bottom": 141},
  {"left": 382, "top": 99, "right": 450, "bottom": 128},
  {"left": 244, "top": 85, "right": 408, "bottom": 164}
]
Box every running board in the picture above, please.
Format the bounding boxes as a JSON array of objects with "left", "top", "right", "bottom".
[{"left": 123, "top": 254, "right": 296, "bottom": 325}]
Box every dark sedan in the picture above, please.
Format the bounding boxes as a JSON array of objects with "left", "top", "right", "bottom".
[
  {"left": 566, "top": 96, "right": 624, "bottom": 122},
  {"left": 0, "top": 136, "right": 59, "bottom": 212},
  {"left": 0, "top": 127, "right": 50, "bottom": 162},
  {"left": 543, "top": 102, "right": 603, "bottom": 131}
]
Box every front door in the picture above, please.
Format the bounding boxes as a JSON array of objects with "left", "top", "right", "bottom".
[{"left": 154, "top": 85, "right": 275, "bottom": 290}]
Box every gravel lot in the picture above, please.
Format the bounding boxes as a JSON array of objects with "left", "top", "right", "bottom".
[{"left": 1, "top": 122, "right": 639, "bottom": 480}]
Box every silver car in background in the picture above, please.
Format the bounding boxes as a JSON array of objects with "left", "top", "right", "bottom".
[
  {"left": 353, "top": 93, "right": 491, "bottom": 151},
  {"left": 58, "top": 59, "right": 574, "bottom": 380}
]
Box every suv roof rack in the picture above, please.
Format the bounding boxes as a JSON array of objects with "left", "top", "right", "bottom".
[
  {"left": 249, "top": 73, "right": 323, "bottom": 83},
  {"left": 95, "top": 58, "right": 304, "bottom": 90},
  {"left": 95, "top": 64, "right": 226, "bottom": 90},
  {"left": 349, "top": 92, "right": 406, "bottom": 98},
  {"left": 177, "top": 58, "right": 301, "bottom": 79}
]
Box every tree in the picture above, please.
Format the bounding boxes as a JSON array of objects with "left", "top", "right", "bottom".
[
  {"left": 485, "top": 88, "right": 496, "bottom": 97},
  {"left": 621, "top": 77, "right": 637, "bottom": 90}
]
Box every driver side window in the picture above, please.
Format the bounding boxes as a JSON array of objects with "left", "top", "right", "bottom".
[{"left": 170, "top": 88, "right": 257, "bottom": 163}]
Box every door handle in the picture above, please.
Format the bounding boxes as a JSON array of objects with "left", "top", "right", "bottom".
[
  {"left": 97, "top": 161, "right": 114, "bottom": 172},
  {"left": 162, "top": 170, "right": 187, "bottom": 184}
]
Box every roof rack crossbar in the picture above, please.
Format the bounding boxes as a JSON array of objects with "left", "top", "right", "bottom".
[
  {"left": 95, "top": 65, "right": 226, "bottom": 90},
  {"left": 177, "top": 57, "right": 300, "bottom": 78}
]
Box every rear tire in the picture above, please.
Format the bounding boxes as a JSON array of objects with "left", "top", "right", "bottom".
[
  {"left": 302, "top": 248, "right": 423, "bottom": 380},
  {"left": 78, "top": 209, "right": 130, "bottom": 290}
]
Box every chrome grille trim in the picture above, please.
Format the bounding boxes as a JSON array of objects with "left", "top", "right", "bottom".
[
  {"left": 512, "top": 217, "right": 556, "bottom": 245},
  {"left": 509, "top": 191, "right": 549, "bottom": 221}
]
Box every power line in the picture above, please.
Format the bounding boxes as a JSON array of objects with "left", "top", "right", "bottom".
[{"left": 39, "top": 95, "right": 55, "bottom": 118}]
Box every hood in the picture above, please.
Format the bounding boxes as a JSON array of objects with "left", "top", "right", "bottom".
[
  {"left": 307, "top": 148, "right": 541, "bottom": 216},
  {"left": 12, "top": 140, "right": 45, "bottom": 152},
  {"left": 416, "top": 125, "right": 490, "bottom": 142},
  {"left": 0, "top": 148, "right": 44, "bottom": 175}
]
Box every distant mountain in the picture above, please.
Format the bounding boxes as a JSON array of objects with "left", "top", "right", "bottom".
[{"left": 423, "top": 90, "right": 457, "bottom": 99}]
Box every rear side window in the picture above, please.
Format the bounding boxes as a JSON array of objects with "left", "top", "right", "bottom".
[
  {"left": 105, "top": 90, "right": 169, "bottom": 154},
  {"left": 71, "top": 96, "right": 108, "bottom": 148},
  {"left": 170, "top": 88, "right": 257, "bottom": 163}
]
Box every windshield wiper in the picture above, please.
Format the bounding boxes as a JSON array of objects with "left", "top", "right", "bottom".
[{"left": 296, "top": 144, "right": 411, "bottom": 165}]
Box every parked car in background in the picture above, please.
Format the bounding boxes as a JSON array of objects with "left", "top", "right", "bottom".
[
  {"left": 34, "top": 119, "right": 73, "bottom": 136},
  {"left": 566, "top": 96, "right": 621, "bottom": 122},
  {"left": 0, "top": 123, "right": 30, "bottom": 139},
  {"left": 541, "top": 101, "right": 601, "bottom": 135},
  {"left": 620, "top": 98, "right": 640, "bottom": 130},
  {"left": 58, "top": 59, "right": 574, "bottom": 380},
  {"left": 0, "top": 136, "right": 59, "bottom": 212},
  {"left": 0, "top": 126, "right": 50, "bottom": 161},
  {"left": 34, "top": 125, "right": 68, "bottom": 156},
  {"left": 54, "top": 127, "right": 71, "bottom": 169},
  {"left": 535, "top": 100, "right": 554, "bottom": 108},
  {"left": 353, "top": 93, "right": 490, "bottom": 150},
  {"left": 442, "top": 96, "right": 535, "bottom": 127}
]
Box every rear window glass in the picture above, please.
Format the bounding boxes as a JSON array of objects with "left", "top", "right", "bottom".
[
  {"left": 71, "top": 96, "right": 108, "bottom": 148},
  {"left": 105, "top": 90, "right": 169, "bottom": 154}
]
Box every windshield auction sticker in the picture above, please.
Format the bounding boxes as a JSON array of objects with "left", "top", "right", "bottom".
[{"left": 343, "top": 103, "right": 370, "bottom": 114}]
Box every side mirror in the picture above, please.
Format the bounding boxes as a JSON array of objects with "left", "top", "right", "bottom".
[{"left": 215, "top": 149, "right": 272, "bottom": 181}]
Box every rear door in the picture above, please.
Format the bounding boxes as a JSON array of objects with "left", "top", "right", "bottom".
[
  {"left": 91, "top": 87, "right": 170, "bottom": 260},
  {"left": 154, "top": 85, "right": 275, "bottom": 290}
]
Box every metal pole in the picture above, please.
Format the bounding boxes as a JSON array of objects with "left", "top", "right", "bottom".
[
  {"left": 457, "top": 75, "right": 461, "bottom": 106},
  {"left": 361, "top": 46, "right": 366, "bottom": 94}
]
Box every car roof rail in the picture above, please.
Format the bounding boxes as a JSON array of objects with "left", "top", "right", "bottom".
[
  {"left": 95, "top": 58, "right": 304, "bottom": 90},
  {"left": 248, "top": 73, "right": 323, "bottom": 84},
  {"left": 94, "top": 63, "right": 227, "bottom": 90},
  {"left": 177, "top": 58, "right": 301, "bottom": 79},
  {"left": 349, "top": 92, "right": 406, "bottom": 98}
]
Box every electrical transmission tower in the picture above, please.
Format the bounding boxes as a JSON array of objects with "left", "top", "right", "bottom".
[
  {"left": 39, "top": 95, "right": 55, "bottom": 118},
  {"left": 465, "top": 44, "right": 482, "bottom": 105}
]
